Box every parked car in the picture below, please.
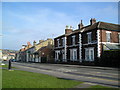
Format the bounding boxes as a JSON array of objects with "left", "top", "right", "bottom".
[{"left": 10, "top": 59, "right": 16, "bottom": 62}]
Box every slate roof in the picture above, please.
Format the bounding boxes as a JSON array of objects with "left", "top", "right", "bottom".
[
  {"left": 54, "top": 21, "right": 120, "bottom": 39},
  {"left": 83, "top": 21, "right": 120, "bottom": 32}
]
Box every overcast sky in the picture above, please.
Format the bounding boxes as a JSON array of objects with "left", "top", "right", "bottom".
[{"left": 2, "top": 2, "right": 118, "bottom": 50}]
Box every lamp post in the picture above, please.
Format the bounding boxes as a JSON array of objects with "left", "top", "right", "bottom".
[{"left": 8, "top": 59, "right": 11, "bottom": 70}]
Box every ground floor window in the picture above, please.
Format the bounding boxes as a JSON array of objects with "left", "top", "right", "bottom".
[
  {"left": 62, "top": 50, "right": 65, "bottom": 60},
  {"left": 85, "top": 47, "right": 94, "bottom": 61},
  {"left": 70, "top": 49, "right": 77, "bottom": 61},
  {"left": 55, "top": 51, "right": 60, "bottom": 60}
]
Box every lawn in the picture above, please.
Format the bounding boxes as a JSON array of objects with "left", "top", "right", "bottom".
[
  {"left": 2, "top": 69, "right": 82, "bottom": 88},
  {"left": 0, "top": 64, "right": 8, "bottom": 68},
  {"left": 0, "top": 64, "right": 15, "bottom": 68}
]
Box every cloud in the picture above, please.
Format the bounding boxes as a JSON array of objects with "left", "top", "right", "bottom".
[
  {"left": 75, "top": 5, "right": 118, "bottom": 24},
  {"left": 2, "top": 3, "right": 118, "bottom": 50},
  {"left": 3, "top": 8, "right": 77, "bottom": 50}
]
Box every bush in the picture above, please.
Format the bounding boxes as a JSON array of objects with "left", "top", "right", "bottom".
[{"left": 99, "top": 50, "right": 120, "bottom": 67}]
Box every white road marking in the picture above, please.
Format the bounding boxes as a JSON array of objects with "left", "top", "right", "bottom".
[{"left": 56, "top": 68, "right": 77, "bottom": 72}]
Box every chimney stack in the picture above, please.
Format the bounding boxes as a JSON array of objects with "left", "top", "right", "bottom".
[
  {"left": 78, "top": 20, "right": 84, "bottom": 29},
  {"left": 33, "top": 40, "right": 36, "bottom": 46},
  {"left": 65, "top": 25, "right": 73, "bottom": 34},
  {"left": 27, "top": 42, "right": 32, "bottom": 46},
  {"left": 39, "top": 40, "right": 44, "bottom": 43},
  {"left": 90, "top": 18, "right": 96, "bottom": 25},
  {"left": 22, "top": 45, "right": 26, "bottom": 49}
]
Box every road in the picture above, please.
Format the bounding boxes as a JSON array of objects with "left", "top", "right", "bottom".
[{"left": 3, "top": 61, "right": 119, "bottom": 88}]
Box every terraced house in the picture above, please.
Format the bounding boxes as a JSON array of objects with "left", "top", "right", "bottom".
[
  {"left": 16, "top": 38, "right": 54, "bottom": 63},
  {"left": 54, "top": 18, "right": 120, "bottom": 65}
]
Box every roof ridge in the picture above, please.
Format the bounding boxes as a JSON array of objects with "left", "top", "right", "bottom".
[{"left": 99, "top": 21, "right": 120, "bottom": 25}]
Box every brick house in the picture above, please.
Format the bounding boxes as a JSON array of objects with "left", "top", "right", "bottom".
[
  {"left": 54, "top": 26, "right": 72, "bottom": 62},
  {"left": 82, "top": 19, "right": 120, "bottom": 63},
  {"left": 67, "top": 30, "right": 80, "bottom": 62},
  {"left": 17, "top": 38, "right": 54, "bottom": 63},
  {"left": 54, "top": 18, "right": 120, "bottom": 64}
]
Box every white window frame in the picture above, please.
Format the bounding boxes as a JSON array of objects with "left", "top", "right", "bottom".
[
  {"left": 55, "top": 51, "right": 60, "bottom": 60},
  {"left": 70, "top": 49, "right": 77, "bottom": 61},
  {"left": 106, "top": 31, "right": 111, "bottom": 43},
  {"left": 62, "top": 37, "right": 65, "bottom": 46},
  {"left": 87, "top": 32, "right": 92, "bottom": 44},
  {"left": 72, "top": 35, "right": 75, "bottom": 45},
  {"left": 73, "top": 49, "right": 77, "bottom": 61},
  {"left": 57, "top": 39, "right": 60, "bottom": 47},
  {"left": 70, "top": 49, "right": 73, "bottom": 61},
  {"left": 62, "top": 50, "right": 65, "bottom": 60},
  {"left": 118, "top": 33, "right": 120, "bottom": 43},
  {"left": 85, "top": 47, "right": 94, "bottom": 61}
]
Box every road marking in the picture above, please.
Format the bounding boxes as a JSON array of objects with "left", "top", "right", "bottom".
[
  {"left": 84, "top": 82, "right": 97, "bottom": 85},
  {"left": 57, "top": 68, "right": 77, "bottom": 72}
]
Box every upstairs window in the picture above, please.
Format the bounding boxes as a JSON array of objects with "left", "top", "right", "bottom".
[
  {"left": 72, "top": 35, "right": 75, "bottom": 45},
  {"left": 62, "top": 38, "right": 65, "bottom": 46},
  {"left": 57, "top": 39, "right": 60, "bottom": 47},
  {"left": 119, "top": 34, "right": 120, "bottom": 43},
  {"left": 87, "top": 32, "right": 92, "bottom": 44},
  {"left": 106, "top": 31, "right": 111, "bottom": 42}
]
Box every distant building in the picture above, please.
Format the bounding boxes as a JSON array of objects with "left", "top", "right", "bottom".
[
  {"left": 17, "top": 38, "right": 54, "bottom": 63},
  {"left": 0, "top": 49, "right": 2, "bottom": 60},
  {"left": 1, "top": 49, "right": 17, "bottom": 61}
]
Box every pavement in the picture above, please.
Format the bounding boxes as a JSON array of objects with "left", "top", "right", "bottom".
[
  {"left": 2, "top": 61, "right": 120, "bottom": 88},
  {"left": 15, "top": 61, "right": 119, "bottom": 70}
]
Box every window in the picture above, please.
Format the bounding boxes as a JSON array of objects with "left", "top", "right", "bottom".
[
  {"left": 62, "top": 50, "right": 65, "bottom": 60},
  {"left": 55, "top": 52, "right": 57, "bottom": 59},
  {"left": 70, "top": 49, "right": 77, "bottom": 61},
  {"left": 62, "top": 38, "right": 65, "bottom": 46},
  {"left": 85, "top": 48, "right": 94, "bottom": 61},
  {"left": 90, "top": 49, "right": 94, "bottom": 60},
  {"left": 106, "top": 31, "right": 111, "bottom": 42},
  {"left": 70, "top": 50, "right": 73, "bottom": 60},
  {"left": 85, "top": 49, "right": 89, "bottom": 60},
  {"left": 57, "top": 39, "right": 60, "bottom": 47},
  {"left": 73, "top": 50, "right": 77, "bottom": 60},
  {"left": 72, "top": 35, "right": 75, "bottom": 45},
  {"left": 119, "top": 34, "right": 120, "bottom": 43},
  {"left": 87, "top": 32, "right": 92, "bottom": 43}
]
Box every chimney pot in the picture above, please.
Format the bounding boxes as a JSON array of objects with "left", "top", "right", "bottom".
[
  {"left": 39, "top": 40, "right": 44, "bottom": 43},
  {"left": 33, "top": 40, "right": 36, "bottom": 46},
  {"left": 65, "top": 25, "right": 73, "bottom": 34},
  {"left": 90, "top": 18, "right": 96, "bottom": 25},
  {"left": 66, "top": 25, "right": 69, "bottom": 29},
  {"left": 78, "top": 20, "right": 84, "bottom": 29}
]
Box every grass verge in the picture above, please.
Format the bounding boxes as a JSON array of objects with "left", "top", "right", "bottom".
[
  {"left": 0, "top": 64, "right": 16, "bottom": 68},
  {"left": 2, "top": 69, "right": 82, "bottom": 88}
]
